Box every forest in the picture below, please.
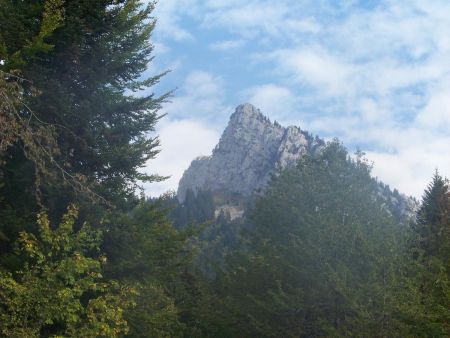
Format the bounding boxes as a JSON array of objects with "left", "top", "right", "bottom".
[{"left": 0, "top": 1, "right": 449, "bottom": 337}]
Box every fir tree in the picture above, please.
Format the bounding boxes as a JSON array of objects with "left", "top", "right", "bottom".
[
  {"left": 0, "top": 0, "right": 168, "bottom": 271},
  {"left": 401, "top": 172, "right": 450, "bottom": 337},
  {"left": 415, "top": 171, "right": 450, "bottom": 258},
  {"left": 0, "top": 0, "right": 168, "bottom": 217}
]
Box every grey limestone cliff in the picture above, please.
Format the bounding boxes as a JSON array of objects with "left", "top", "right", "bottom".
[{"left": 177, "top": 103, "right": 323, "bottom": 202}]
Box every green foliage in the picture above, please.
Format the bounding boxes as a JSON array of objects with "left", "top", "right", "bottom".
[
  {"left": 102, "top": 201, "right": 204, "bottom": 337},
  {"left": 415, "top": 171, "right": 450, "bottom": 258},
  {"left": 170, "top": 189, "right": 216, "bottom": 229},
  {"left": 0, "top": 0, "right": 65, "bottom": 210},
  {"left": 0, "top": 0, "right": 168, "bottom": 220},
  {"left": 103, "top": 201, "right": 192, "bottom": 283},
  {"left": 21, "top": 0, "right": 169, "bottom": 204},
  {"left": 0, "top": 1, "right": 210, "bottom": 336},
  {"left": 4, "top": 1, "right": 449, "bottom": 336},
  {"left": 208, "top": 141, "right": 407, "bottom": 337},
  {"left": 0, "top": 205, "right": 133, "bottom": 337},
  {"left": 398, "top": 172, "right": 450, "bottom": 337},
  {"left": 0, "top": 0, "right": 64, "bottom": 68},
  {"left": 0, "top": 0, "right": 168, "bottom": 280},
  {"left": 125, "top": 283, "right": 183, "bottom": 338}
]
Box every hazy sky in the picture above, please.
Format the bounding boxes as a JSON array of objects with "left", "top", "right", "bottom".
[{"left": 142, "top": 0, "right": 450, "bottom": 198}]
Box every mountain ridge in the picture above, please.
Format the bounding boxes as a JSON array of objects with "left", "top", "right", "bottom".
[
  {"left": 177, "top": 103, "right": 416, "bottom": 220},
  {"left": 177, "top": 103, "right": 324, "bottom": 202}
]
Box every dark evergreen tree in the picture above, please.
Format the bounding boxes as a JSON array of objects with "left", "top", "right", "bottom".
[
  {"left": 169, "top": 189, "right": 216, "bottom": 229},
  {"left": 1, "top": 1, "right": 207, "bottom": 335},
  {"left": 0, "top": 0, "right": 167, "bottom": 223},
  {"left": 399, "top": 172, "right": 450, "bottom": 337},
  {"left": 415, "top": 171, "right": 450, "bottom": 257},
  {"left": 0, "top": 0, "right": 168, "bottom": 269},
  {"left": 0, "top": 0, "right": 66, "bottom": 271}
]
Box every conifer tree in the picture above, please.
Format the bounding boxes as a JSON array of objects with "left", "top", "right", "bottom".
[
  {"left": 0, "top": 2, "right": 205, "bottom": 335},
  {"left": 401, "top": 172, "right": 450, "bottom": 336},
  {"left": 0, "top": 0, "right": 168, "bottom": 270},
  {"left": 0, "top": 0, "right": 65, "bottom": 269},
  {"left": 415, "top": 171, "right": 450, "bottom": 258},
  {"left": 0, "top": 0, "right": 167, "bottom": 215}
]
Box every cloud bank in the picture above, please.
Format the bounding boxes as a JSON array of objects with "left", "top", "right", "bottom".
[{"left": 146, "top": 0, "right": 450, "bottom": 198}]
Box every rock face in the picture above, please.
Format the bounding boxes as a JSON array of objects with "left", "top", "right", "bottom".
[{"left": 177, "top": 103, "right": 323, "bottom": 202}]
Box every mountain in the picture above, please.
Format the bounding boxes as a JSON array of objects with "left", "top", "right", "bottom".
[
  {"left": 177, "top": 103, "right": 416, "bottom": 221},
  {"left": 178, "top": 103, "right": 323, "bottom": 202}
]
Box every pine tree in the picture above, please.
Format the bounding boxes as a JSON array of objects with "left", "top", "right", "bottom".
[
  {"left": 0, "top": 2, "right": 207, "bottom": 334},
  {"left": 0, "top": 0, "right": 66, "bottom": 270},
  {"left": 401, "top": 172, "right": 450, "bottom": 337},
  {"left": 0, "top": 0, "right": 168, "bottom": 270},
  {"left": 0, "top": 0, "right": 168, "bottom": 215},
  {"left": 415, "top": 171, "right": 450, "bottom": 258}
]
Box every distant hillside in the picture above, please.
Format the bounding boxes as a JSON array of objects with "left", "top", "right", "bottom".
[{"left": 177, "top": 103, "right": 416, "bottom": 222}]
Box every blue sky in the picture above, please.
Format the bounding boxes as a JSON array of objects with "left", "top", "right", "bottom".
[{"left": 142, "top": 0, "right": 450, "bottom": 198}]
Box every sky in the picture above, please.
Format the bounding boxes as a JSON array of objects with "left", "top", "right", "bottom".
[{"left": 142, "top": 0, "right": 450, "bottom": 199}]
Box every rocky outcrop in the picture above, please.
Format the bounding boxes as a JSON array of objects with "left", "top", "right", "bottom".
[
  {"left": 214, "top": 205, "right": 245, "bottom": 221},
  {"left": 177, "top": 103, "right": 323, "bottom": 202}
]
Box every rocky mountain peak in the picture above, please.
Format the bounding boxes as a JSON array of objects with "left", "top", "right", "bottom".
[
  {"left": 177, "top": 103, "right": 416, "bottom": 221},
  {"left": 229, "top": 103, "right": 269, "bottom": 124},
  {"left": 177, "top": 104, "right": 322, "bottom": 202}
]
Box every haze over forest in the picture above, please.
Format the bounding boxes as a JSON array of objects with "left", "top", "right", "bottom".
[{"left": 0, "top": 1, "right": 449, "bottom": 337}]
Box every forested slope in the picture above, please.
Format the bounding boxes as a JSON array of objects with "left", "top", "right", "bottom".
[{"left": 0, "top": 1, "right": 449, "bottom": 337}]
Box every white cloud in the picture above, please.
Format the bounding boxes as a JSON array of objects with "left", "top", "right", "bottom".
[
  {"left": 202, "top": 2, "right": 290, "bottom": 38},
  {"left": 142, "top": 70, "right": 231, "bottom": 196},
  {"left": 210, "top": 39, "right": 245, "bottom": 51},
  {"left": 143, "top": 119, "right": 220, "bottom": 197},
  {"left": 200, "top": 0, "right": 321, "bottom": 40},
  {"left": 165, "top": 70, "right": 231, "bottom": 124},
  {"left": 152, "top": 0, "right": 197, "bottom": 41},
  {"left": 165, "top": 70, "right": 232, "bottom": 123},
  {"left": 367, "top": 134, "right": 450, "bottom": 198},
  {"left": 415, "top": 86, "right": 450, "bottom": 130},
  {"left": 150, "top": 0, "right": 450, "bottom": 198},
  {"left": 257, "top": 0, "right": 450, "bottom": 198},
  {"left": 241, "top": 84, "right": 298, "bottom": 122},
  {"left": 271, "top": 47, "right": 354, "bottom": 96},
  {"left": 152, "top": 41, "right": 170, "bottom": 55},
  {"left": 359, "top": 98, "right": 389, "bottom": 125}
]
